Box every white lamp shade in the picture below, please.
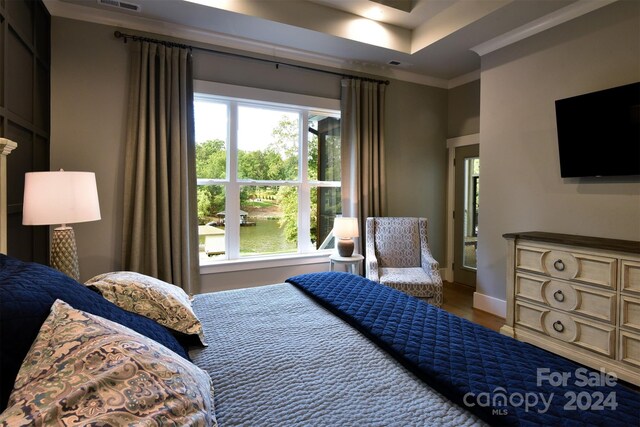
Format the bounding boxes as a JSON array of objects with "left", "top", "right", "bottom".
[
  {"left": 23, "top": 171, "right": 101, "bottom": 226},
  {"left": 334, "top": 217, "right": 359, "bottom": 238}
]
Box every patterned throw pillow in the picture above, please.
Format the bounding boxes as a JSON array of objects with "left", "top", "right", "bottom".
[
  {"left": 86, "top": 271, "right": 206, "bottom": 346},
  {"left": 0, "top": 300, "right": 216, "bottom": 427}
]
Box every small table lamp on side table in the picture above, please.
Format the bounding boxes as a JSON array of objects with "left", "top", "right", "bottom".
[
  {"left": 22, "top": 170, "right": 101, "bottom": 280},
  {"left": 333, "top": 217, "right": 359, "bottom": 257}
]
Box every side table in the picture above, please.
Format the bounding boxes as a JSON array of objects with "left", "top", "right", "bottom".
[{"left": 329, "top": 254, "right": 364, "bottom": 275}]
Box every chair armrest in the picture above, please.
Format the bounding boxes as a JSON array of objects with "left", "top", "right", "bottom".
[
  {"left": 365, "top": 217, "right": 379, "bottom": 282},
  {"left": 418, "top": 218, "right": 442, "bottom": 285},
  {"left": 421, "top": 250, "right": 439, "bottom": 270},
  {"left": 420, "top": 245, "right": 443, "bottom": 285},
  {"left": 366, "top": 257, "right": 379, "bottom": 282}
]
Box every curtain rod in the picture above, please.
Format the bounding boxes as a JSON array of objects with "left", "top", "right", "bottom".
[{"left": 114, "top": 31, "right": 390, "bottom": 85}]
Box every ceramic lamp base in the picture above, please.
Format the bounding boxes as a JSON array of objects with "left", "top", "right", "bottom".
[
  {"left": 51, "top": 226, "right": 80, "bottom": 280},
  {"left": 337, "top": 238, "right": 354, "bottom": 257}
]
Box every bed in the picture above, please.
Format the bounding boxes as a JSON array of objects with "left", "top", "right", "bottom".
[
  {"left": 0, "top": 146, "right": 639, "bottom": 426},
  {"left": 1, "top": 256, "right": 639, "bottom": 426}
]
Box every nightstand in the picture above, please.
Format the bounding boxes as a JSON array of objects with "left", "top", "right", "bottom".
[{"left": 329, "top": 254, "right": 364, "bottom": 275}]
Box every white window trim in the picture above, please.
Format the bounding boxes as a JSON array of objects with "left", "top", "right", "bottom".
[
  {"left": 200, "top": 251, "right": 333, "bottom": 274},
  {"left": 194, "top": 81, "right": 340, "bottom": 111},
  {"left": 194, "top": 80, "right": 341, "bottom": 272}
]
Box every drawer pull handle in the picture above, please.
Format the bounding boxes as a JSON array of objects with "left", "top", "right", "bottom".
[
  {"left": 553, "top": 290, "right": 565, "bottom": 302},
  {"left": 553, "top": 320, "right": 565, "bottom": 333},
  {"left": 553, "top": 260, "right": 565, "bottom": 271}
]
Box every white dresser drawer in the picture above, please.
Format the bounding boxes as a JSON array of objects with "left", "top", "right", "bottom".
[
  {"left": 504, "top": 232, "right": 640, "bottom": 385},
  {"left": 515, "top": 300, "right": 615, "bottom": 357},
  {"left": 621, "top": 260, "right": 640, "bottom": 296},
  {"left": 618, "top": 330, "right": 640, "bottom": 368},
  {"left": 515, "top": 245, "right": 617, "bottom": 289},
  {"left": 515, "top": 273, "right": 615, "bottom": 323},
  {"left": 620, "top": 295, "right": 640, "bottom": 333}
]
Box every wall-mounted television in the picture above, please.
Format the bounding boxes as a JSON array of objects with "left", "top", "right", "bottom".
[{"left": 555, "top": 82, "right": 640, "bottom": 178}]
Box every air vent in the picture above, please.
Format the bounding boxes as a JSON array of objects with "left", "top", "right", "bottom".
[
  {"left": 388, "top": 60, "right": 402, "bottom": 66},
  {"left": 97, "top": 0, "right": 141, "bottom": 12}
]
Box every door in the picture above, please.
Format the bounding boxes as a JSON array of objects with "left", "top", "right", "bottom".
[{"left": 453, "top": 144, "right": 479, "bottom": 287}]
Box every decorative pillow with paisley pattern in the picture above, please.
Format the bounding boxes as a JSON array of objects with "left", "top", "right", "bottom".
[
  {"left": 86, "top": 271, "right": 206, "bottom": 346},
  {"left": 0, "top": 299, "right": 216, "bottom": 426}
]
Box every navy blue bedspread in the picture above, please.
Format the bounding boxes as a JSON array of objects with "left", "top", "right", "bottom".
[{"left": 286, "top": 272, "right": 640, "bottom": 427}]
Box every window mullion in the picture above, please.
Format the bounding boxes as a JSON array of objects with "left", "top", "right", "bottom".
[
  {"left": 298, "top": 110, "right": 312, "bottom": 252},
  {"left": 226, "top": 101, "right": 240, "bottom": 259}
]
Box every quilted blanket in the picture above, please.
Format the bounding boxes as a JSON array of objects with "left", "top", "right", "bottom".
[
  {"left": 286, "top": 272, "right": 640, "bottom": 427},
  {"left": 190, "top": 283, "right": 483, "bottom": 426}
]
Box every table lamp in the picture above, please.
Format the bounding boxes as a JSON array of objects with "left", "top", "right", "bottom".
[
  {"left": 22, "top": 170, "right": 101, "bottom": 280},
  {"left": 334, "top": 217, "right": 359, "bottom": 257}
]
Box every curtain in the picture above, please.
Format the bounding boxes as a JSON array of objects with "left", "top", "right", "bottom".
[
  {"left": 122, "top": 41, "right": 200, "bottom": 294},
  {"left": 340, "top": 78, "right": 388, "bottom": 253}
]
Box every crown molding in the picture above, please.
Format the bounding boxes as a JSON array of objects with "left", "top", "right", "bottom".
[
  {"left": 448, "top": 69, "right": 480, "bottom": 88},
  {"left": 471, "top": 0, "right": 618, "bottom": 57},
  {"left": 44, "top": 0, "right": 451, "bottom": 89}
]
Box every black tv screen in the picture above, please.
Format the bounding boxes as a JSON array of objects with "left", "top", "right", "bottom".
[{"left": 555, "top": 82, "right": 640, "bottom": 178}]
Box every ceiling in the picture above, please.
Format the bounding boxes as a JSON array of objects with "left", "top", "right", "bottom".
[{"left": 47, "top": 0, "right": 611, "bottom": 86}]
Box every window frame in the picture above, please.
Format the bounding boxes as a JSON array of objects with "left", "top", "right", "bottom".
[{"left": 194, "top": 81, "right": 341, "bottom": 272}]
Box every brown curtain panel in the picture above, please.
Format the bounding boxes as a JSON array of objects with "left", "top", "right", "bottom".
[
  {"left": 122, "top": 41, "right": 200, "bottom": 293},
  {"left": 340, "top": 78, "right": 388, "bottom": 252}
]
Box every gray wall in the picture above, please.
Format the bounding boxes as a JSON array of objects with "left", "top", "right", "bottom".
[
  {"left": 386, "top": 80, "right": 447, "bottom": 261},
  {"left": 51, "top": 17, "right": 448, "bottom": 289},
  {"left": 447, "top": 80, "right": 480, "bottom": 138},
  {"left": 478, "top": 0, "right": 640, "bottom": 301},
  {"left": 51, "top": 18, "right": 127, "bottom": 280}
]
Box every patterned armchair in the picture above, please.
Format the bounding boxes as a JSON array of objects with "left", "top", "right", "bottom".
[{"left": 365, "top": 217, "right": 443, "bottom": 307}]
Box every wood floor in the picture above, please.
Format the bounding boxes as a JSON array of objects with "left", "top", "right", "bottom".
[{"left": 440, "top": 281, "right": 505, "bottom": 332}]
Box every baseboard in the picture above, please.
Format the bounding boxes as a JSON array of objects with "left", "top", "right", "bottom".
[{"left": 473, "top": 292, "right": 506, "bottom": 318}]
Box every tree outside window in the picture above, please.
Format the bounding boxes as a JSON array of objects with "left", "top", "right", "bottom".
[{"left": 194, "top": 95, "right": 341, "bottom": 263}]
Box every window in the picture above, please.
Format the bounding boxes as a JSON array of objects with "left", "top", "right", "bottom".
[{"left": 194, "top": 82, "right": 341, "bottom": 265}]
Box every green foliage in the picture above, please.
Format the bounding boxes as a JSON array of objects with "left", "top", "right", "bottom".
[
  {"left": 195, "top": 115, "right": 340, "bottom": 245},
  {"left": 197, "top": 186, "right": 213, "bottom": 221},
  {"left": 277, "top": 186, "right": 298, "bottom": 243},
  {"left": 196, "top": 139, "right": 226, "bottom": 179},
  {"left": 195, "top": 139, "right": 226, "bottom": 224},
  {"left": 238, "top": 149, "right": 285, "bottom": 180}
]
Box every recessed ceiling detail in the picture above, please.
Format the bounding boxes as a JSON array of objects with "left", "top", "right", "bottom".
[
  {"left": 369, "top": 0, "right": 414, "bottom": 14},
  {"left": 50, "top": 0, "right": 605, "bottom": 83}
]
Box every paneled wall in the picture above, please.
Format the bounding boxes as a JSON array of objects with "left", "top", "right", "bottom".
[{"left": 1, "top": 0, "right": 50, "bottom": 262}]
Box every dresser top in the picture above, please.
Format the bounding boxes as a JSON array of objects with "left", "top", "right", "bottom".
[{"left": 502, "top": 231, "right": 640, "bottom": 254}]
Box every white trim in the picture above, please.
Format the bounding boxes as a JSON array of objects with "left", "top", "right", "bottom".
[
  {"left": 44, "top": 0, "right": 451, "bottom": 89},
  {"left": 0, "top": 139, "right": 17, "bottom": 254},
  {"left": 445, "top": 133, "right": 479, "bottom": 282},
  {"left": 194, "top": 81, "right": 340, "bottom": 267},
  {"left": 194, "top": 81, "right": 340, "bottom": 111},
  {"left": 471, "top": 0, "right": 618, "bottom": 56},
  {"left": 473, "top": 291, "right": 506, "bottom": 318},
  {"left": 446, "top": 133, "right": 480, "bottom": 150},
  {"left": 200, "top": 251, "right": 332, "bottom": 274},
  {"left": 448, "top": 70, "right": 480, "bottom": 89}
]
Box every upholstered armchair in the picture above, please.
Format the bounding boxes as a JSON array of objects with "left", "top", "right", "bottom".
[{"left": 365, "top": 217, "right": 443, "bottom": 307}]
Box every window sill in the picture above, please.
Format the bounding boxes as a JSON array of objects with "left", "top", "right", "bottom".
[{"left": 199, "top": 251, "right": 333, "bottom": 275}]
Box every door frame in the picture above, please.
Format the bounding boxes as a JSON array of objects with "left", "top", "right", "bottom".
[{"left": 445, "top": 133, "right": 479, "bottom": 283}]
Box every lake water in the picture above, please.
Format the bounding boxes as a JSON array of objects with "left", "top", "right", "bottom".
[
  {"left": 240, "top": 217, "right": 296, "bottom": 255},
  {"left": 199, "top": 217, "right": 296, "bottom": 263}
]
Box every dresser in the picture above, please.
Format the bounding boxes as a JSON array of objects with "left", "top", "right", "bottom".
[{"left": 501, "top": 232, "right": 640, "bottom": 386}]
